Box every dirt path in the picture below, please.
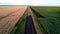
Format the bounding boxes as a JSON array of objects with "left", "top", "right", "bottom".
[
  {"left": 30, "top": 7, "right": 48, "bottom": 34},
  {"left": 0, "top": 6, "right": 27, "bottom": 34},
  {"left": 24, "top": 7, "right": 37, "bottom": 34},
  {"left": 29, "top": 7, "right": 42, "bottom": 34}
]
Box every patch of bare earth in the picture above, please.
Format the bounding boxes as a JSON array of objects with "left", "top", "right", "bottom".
[
  {"left": 0, "top": 6, "right": 28, "bottom": 34},
  {"left": 29, "top": 7, "right": 42, "bottom": 34}
]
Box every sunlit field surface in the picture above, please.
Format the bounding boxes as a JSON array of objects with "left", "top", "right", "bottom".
[
  {"left": 32, "top": 6, "right": 60, "bottom": 34},
  {"left": 0, "top": 6, "right": 27, "bottom": 34},
  {"left": 0, "top": 6, "right": 27, "bottom": 18}
]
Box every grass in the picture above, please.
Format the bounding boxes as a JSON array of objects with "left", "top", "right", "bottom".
[
  {"left": 10, "top": 9, "right": 28, "bottom": 34},
  {"left": 31, "top": 6, "right": 60, "bottom": 34}
]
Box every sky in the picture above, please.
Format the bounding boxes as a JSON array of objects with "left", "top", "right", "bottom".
[{"left": 0, "top": 0, "right": 60, "bottom": 6}]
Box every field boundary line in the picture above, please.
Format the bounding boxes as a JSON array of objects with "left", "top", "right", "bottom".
[{"left": 30, "top": 7, "right": 42, "bottom": 34}]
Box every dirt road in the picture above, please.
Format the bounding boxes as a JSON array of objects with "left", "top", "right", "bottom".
[
  {"left": 0, "top": 6, "right": 27, "bottom": 34},
  {"left": 24, "top": 7, "right": 37, "bottom": 34}
]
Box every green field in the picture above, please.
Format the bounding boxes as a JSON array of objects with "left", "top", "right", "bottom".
[
  {"left": 32, "top": 6, "right": 60, "bottom": 34},
  {"left": 10, "top": 9, "right": 28, "bottom": 34}
]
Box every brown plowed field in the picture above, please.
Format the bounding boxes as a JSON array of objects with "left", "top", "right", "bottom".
[{"left": 0, "top": 6, "right": 27, "bottom": 34}]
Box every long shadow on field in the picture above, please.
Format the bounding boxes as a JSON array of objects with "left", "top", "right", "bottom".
[
  {"left": 39, "top": 22, "right": 48, "bottom": 34},
  {"left": 30, "top": 7, "right": 44, "bottom": 18},
  {"left": 24, "top": 15, "right": 37, "bottom": 34}
]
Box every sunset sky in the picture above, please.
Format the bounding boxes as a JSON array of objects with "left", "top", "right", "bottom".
[{"left": 0, "top": 0, "right": 60, "bottom": 6}]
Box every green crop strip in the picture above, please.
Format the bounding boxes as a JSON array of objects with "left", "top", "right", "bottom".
[{"left": 31, "top": 6, "right": 60, "bottom": 34}]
